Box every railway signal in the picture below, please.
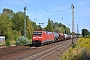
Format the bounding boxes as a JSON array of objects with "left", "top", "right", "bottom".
[{"left": 71, "top": 4, "right": 75, "bottom": 44}]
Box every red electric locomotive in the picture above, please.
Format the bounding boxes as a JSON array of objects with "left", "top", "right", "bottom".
[{"left": 32, "top": 31, "right": 54, "bottom": 46}]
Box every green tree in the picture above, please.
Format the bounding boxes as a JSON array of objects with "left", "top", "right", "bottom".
[
  {"left": 3, "top": 8, "right": 13, "bottom": 18},
  {"left": 45, "top": 20, "right": 70, "bottom": 33},
  {"left": 31, "top": 21, "right": 42, "bottom": 30},
  {"left": 53, "top": 22, "right": 70, "bottom": 34},
  {"left": 65, "top": 27, "right": 70, "bottom": 34},
  {"left": 3, "top": 8, "right": 13, "bottom": 13},
  {"left": 54, "top": 22, "right": 59, "bottom": 27},
  {"left": 32, "top": 21, "right": 38, "bottom": 30},
  {"left": 26, "top": 16, "right": 34, "bottom": 39},
  {"left": 46, "top": 19, "right": 54, "bottom": 32},
  {"left": 54, "top": 27, "right": 64, "bottom": 33},
  {"left": 0, "top": 12, "right": 12, "bottom": 40},
  {"left": 59, "top": 23, "right": 63, "bottom": 27},
  {"left": 11, "top": 11, "right": 34, "bottom": 39},
  {"left": 11, "top": 11, "right": 24, "bottom": 32},
  {"left": 82, "top": 29, "right": 89, "bottom": 37},
  {"left": 53, "top": 22, "right": 58, "bottom": 30}
]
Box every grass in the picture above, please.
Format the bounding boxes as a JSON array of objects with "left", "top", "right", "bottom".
[
  {"left": 77, "top": 38, "right": 90, "bottom": 49},
  {"left": 61, "top": 37, "right": 90, "bottom": 60}
]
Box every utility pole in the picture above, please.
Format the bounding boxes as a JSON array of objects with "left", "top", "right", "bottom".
[
  {"left": 24, "top": 6, "right": 27, "bottom": 38},
  {"left": 71, "top": 4, "right": 75, "bottom": 44}
]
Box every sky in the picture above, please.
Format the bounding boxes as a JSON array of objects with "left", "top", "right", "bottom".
[{"left": 0, "top": 0, "right": 90, "bottom": 33}]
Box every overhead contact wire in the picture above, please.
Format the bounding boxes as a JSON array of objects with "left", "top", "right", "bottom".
[{"left": 21, "top": 0, "right": 49, "bottom": 18}]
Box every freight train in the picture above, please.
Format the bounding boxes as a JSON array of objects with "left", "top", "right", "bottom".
[{"left": 32, "top": 31, "right": 71, "bottom": 46}]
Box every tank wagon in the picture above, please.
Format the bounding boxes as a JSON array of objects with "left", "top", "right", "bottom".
[
  {"left": 64, "top": 34, "right": 72, "bottom": 40},
  {"left": 53, "top": 32, "right": 59, "bottom": 42}
]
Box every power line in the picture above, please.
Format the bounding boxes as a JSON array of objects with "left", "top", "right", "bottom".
[
  {"left": 35, "top": 0, "right": 51, "bottom": 13},
  {"left": 21, "top": 0, "right": 49, "bottom": 18}
]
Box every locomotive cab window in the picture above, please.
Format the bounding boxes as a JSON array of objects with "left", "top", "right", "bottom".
[{"left": 33, "top": 32, "right": 42, "bottom": 35}]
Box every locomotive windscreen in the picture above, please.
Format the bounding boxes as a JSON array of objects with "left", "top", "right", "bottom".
[{"left": 33, "top": 32, "right": 42, "bottom": 35}]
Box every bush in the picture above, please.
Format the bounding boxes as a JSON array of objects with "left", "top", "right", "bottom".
[
  {"left": 61, "top": 38, "right": 90, "bottom": 60},
  {"left": 15, "top": 36, "right": 30, "bottom": 46},
  {"left": 5, "top": 39, "right": 10, "bottom": 46}
]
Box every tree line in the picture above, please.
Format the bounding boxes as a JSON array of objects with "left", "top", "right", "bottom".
[
  {"left": 0, "top": 8, "right": 70, "bottom": 43},
  {"left": 45, "top": 19, "right": 70, "bottom": 34}
]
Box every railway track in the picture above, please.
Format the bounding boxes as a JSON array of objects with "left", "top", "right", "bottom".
[
  {"left": 21, "top": 40, "right": 71, "bottom": 60},
  {"left": 0, "top": 39, "right": 72, "bottom": 60}
]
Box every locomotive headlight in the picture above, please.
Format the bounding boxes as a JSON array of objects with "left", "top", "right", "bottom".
[
  {"left": 33, "top": 37, "right": 36, "bottom": 38},
  {"left": 33, "top": 37, "right": 42, "bottom": 38}
]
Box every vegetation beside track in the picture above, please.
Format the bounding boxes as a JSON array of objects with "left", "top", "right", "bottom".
[{"left": 61, "top": 37, "right": 90, "bottom": 60}]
